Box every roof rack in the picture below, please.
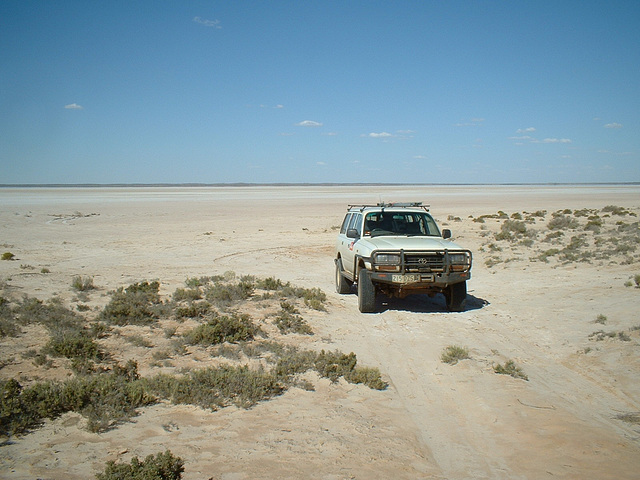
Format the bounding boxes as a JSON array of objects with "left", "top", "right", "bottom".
[{"left": 347, "top": 202, "right": 430, "bottom": 212}]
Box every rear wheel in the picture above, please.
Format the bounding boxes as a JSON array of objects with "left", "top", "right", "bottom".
[
  {"left": 445, "top": 281, "right": 467, "bottom": 312},
  {"left": 357, "top": 268, "right": 377, "bottom": 313},
  {"left": 335, "top": 258, "right": 352, "bottom": 294}
]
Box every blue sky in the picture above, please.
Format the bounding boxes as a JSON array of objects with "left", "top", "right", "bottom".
[{"left": 1, "top": 1, "right": 639, "bottom": 184}]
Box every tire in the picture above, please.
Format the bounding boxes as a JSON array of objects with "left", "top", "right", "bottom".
[
  {"left": 357, "top": 267, "right": 377, "bottom": 313},
  {"left": 445, "top": 281, "right": 467, "bottom": 312},
  {"left": 335, "top": 258, "right": 352, "bottom": 294}
]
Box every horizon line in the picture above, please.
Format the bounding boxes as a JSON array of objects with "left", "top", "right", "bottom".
[{"left": 1, "top": 182, "right": 639, "bottom": 189}]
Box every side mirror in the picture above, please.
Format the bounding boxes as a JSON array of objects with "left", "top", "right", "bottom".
[
  {"left": 346, "top": 228, "right": 360, "bottom": 239},
  {"left": 442, "top": 229, "right": 452, "bottom": 239}
]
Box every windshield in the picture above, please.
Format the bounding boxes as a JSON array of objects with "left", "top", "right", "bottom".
[{"left": 364, "top": 211, "right": 441, "bottom": 237}]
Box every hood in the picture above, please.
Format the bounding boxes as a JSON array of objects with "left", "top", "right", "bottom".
[{"left": 359, "top": 235, "right": 466, "bottom": 251}]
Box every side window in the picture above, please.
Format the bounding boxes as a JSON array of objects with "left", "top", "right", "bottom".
[
  {"left": 353, "top": 213, "right": 363, "bottom": 236},
  {"left": 340, "top": 213, "right": 353, "bottom": 234},
  {"left": 424, "top": 214, "right": 440, "bottom": 236},
  {"left": 346, "top": 212, "right": 362, "bottom": 235}
]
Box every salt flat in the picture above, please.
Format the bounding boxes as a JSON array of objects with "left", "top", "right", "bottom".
[{"left": 1, "top": 184, "right": 639, "bottom": 479}]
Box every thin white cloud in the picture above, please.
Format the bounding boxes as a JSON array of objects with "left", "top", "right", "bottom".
[
  {"left": 413, "top": 155, "right": 428, "bottom": 159},
  {"left": 296, "top": 120, "right": 323, "bottom": 127},
  {"left": 367, "top": 132, "right": 393, "bottom": 138},
  {"left": 316, "top": 161, "right": 327, "bottom": 166},
  {"left": 193, "top": 16, "right": 221, "bottom": 28},
  {"left": 509, "top": 134, "right": 571, "bottom": 144},
  {"left": 540, "top": 138, "right": 572, "bottom": 144},
  {"left": 604, "top": 122, "right": 623, "bottom": 129},
  {"left": 64, "top": 103, "right": 83, "bottom": 110},
  {"left": 397, "top": 129, "right": 416, "bottom": 135},
  {"left": 516, "top": 127, "right": 536, "bottom": 133},
  {"left": 274, "top": 104, "right": 284, "bottom": 109}
]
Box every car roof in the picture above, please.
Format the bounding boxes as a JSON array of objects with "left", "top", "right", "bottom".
[{"left": 347, "top": 202, "right": 430, "bottom": 213}]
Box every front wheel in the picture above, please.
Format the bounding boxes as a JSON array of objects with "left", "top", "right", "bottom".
[
  {"left": 357, "top": 268, "right": 377, "bottom": 313},
  {"left": 335, "top": 258, "right": 352, "bottom": 294},
  {"left": 445, "top": 281, "right": 467, "bottom": 312}
]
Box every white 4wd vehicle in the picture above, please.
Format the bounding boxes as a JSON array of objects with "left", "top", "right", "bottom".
[{"left": 335, "top": 203, "right": 472, "bottom": 313}]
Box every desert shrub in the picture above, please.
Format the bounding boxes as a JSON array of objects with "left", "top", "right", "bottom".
[
  {"left": 635, "top": 274, "right": 640, "bottom": 287},
  {"left": 602, "top": 205, "right": 633, "bottom": 216},
  {"left": 573, "top": 208, "right": 594, "bottom": 217},
  {"left": 273, "top": 347, "right": 318, "bottom": 377},
  {"left": 618, "top": 331, "right": 631, "bottom": 341},
  {"left": 589, "top": 330, "right": 616, "bottom": 341},
  {"left": 441, "top": 345, "right": 470, "bottom": 365},
  {"left": 173, "top": 301, "right": 211, "bottom": 318},
  {"left": 125, "top": 335, "right": 154, "bottom": 348},
  {"left": 204, "top": 280, "right": 254, "bottom": 307},
  {"left": 493, "top": 360, "right": 528, "bottom": 381},
  {"left": 255, "top": 277, "right": 327, "bottom": 310},
  {"left": 172, "top": 287, "right": 202, "bottom": 302},
  {"left": 183, "top": 313, "right": 259, "bottom": 345},
  {"left": 595, "top": 314, "right": 607, "bottom": 325},
  {"left": 543, "top": 231, "right": 564, "bottom": 243},
  {"left": 258, "top": 276, "right": 286, "bottom": 290},
  {"left": 537, "top": 248, "right": 560, "bottom": 262},
  {"left": 1, "top": 252, "right": 15, "bottom": 261},
  {"left": 100, "top": 281, "right": 163, "bottom": 326},
  {"left": 145, "top": 365, "right": 283, "bottom": 410},
  {"left": 495, "top": 220, "right": 530, "bottom": 241},
  {"left": 9, "top": 295, "right": 102, "bottom": 362},
  {"left": 559, "top": 235, "right": 589, "bottom": 262},
  {"left": 301, "top": 288, "right": 327, "bottom": 311},
  {"left": 45, "top": 330, "right": 101, "bottom": 360},
  {"left": 344, "top": 366, "right": 388, "bottom": 390},
  {"left": 71, "top": 275, "right": 95, "bottom": 292},
  {"left": 0, "top": 298, "right": 20, "bottom": 337},
  {"left": 548, "top": 215, "right": 579, "bottom": 230},
  {"left": 15, "top": 297, "right": 74, "bottom": 328},
  {"left": 273, "top": 301, "right": 313, "bottom": 335},
  {"left": 96, "top": 450, "right": 184, "bottom": 480},
  {"left": 0, "top": 362, "right": 154, "bottom": 436},
  {"left": 314, "top": 350, "right": 357, "bottom": 382},
  {"left": 273, "top": 347, "right": 386, "bottom": 389},
  {"left": 616, "top": 412, "right": 640, "bottom": 425}
]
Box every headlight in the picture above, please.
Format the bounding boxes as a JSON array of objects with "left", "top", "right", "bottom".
[
  {"left": 375, "top": 254, "right": 401, "bottom": 265},
  {"left": 449, "top": 253, "right": 468, "bottom": 264},
  {"left": 449, "top": 252, "right": 470, "bottom": 272}
]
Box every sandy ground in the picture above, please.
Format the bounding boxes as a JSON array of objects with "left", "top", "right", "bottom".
[{"left": 1, "top": 184, "right": 640, "bottom": 479}]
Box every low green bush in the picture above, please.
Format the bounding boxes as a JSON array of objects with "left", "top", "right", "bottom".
[
  {"left": 96, "top": 450, "right": 184, "bottom": 480},
  {"left": 548, "top": 215, "right": 579, "bottom": 230},
  {"left": 0, "top": 361, "right": 154, "bottom": 436},
  {"left": 145, "top": 365, "right": 283, "bottom": 410},
  {"left": 183, "top": 313, "right": 259, "bottom": 345},
  {"left": 100, "top": 281, "right": 163, "bottom": 326},
  {"left": 72, "top": 275, "right": 95, "bottom": 292},
  {"left": 441, "top": 345, "right": 470, "bottom": 365},
  {"left": 494, "top": 360, "right": 528, "bottom": 381},
  {"left": 273, "top": 301, "right": 313, "bottom": 335}
]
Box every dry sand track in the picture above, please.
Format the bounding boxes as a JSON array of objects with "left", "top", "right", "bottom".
[{"left": 1, "top": 185, "right": 639, "bottom": 479}]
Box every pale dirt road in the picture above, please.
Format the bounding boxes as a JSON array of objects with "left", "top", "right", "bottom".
[{"left": 1, "top": 185, "right": 639, "bottom": 479}]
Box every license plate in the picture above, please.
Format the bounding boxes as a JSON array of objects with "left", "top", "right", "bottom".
[{"left": 392, "top": 274, "right": 420, "bottom": 283}]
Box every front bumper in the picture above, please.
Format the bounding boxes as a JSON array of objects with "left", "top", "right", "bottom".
[{"left": 368, "top": 249, "right": 472, "bottom": 287}]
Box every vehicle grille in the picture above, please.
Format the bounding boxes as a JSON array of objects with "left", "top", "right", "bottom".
[{"left": 404, "top": 253, "right": 444, "bottom": 273}]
